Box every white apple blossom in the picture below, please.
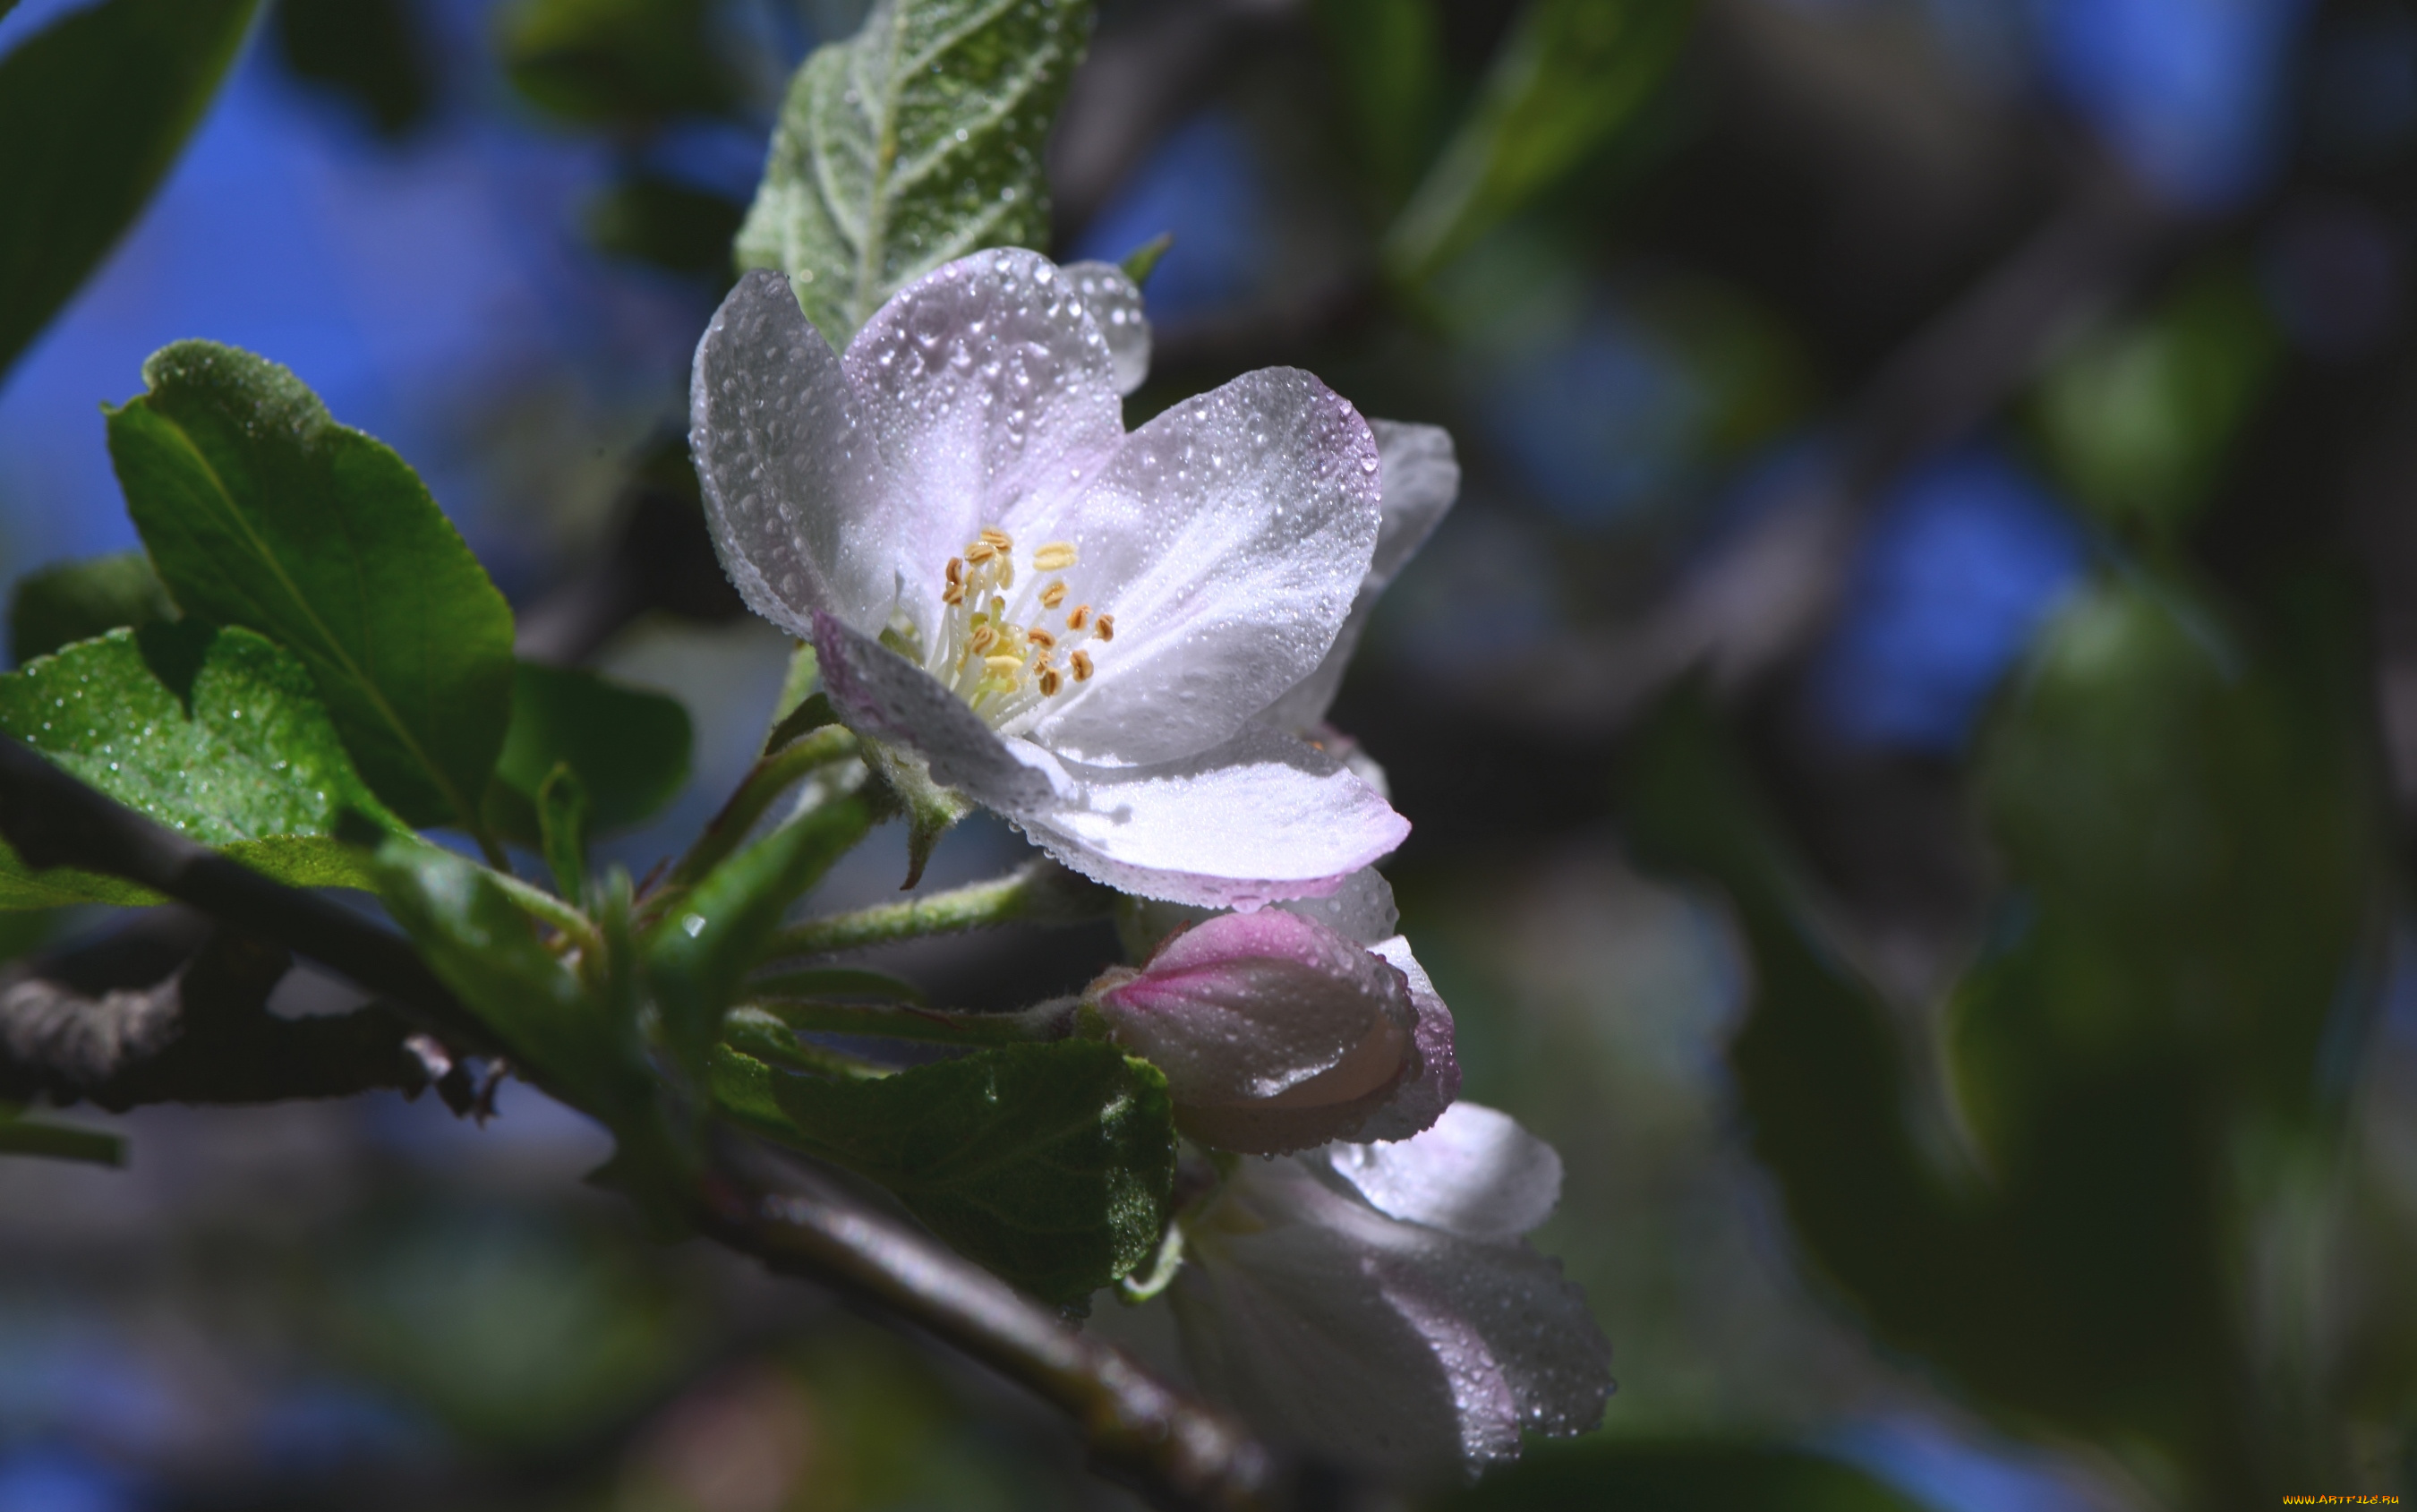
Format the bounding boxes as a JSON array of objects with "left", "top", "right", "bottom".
[
  {"left": 1169, "top": 1102, "right": 1612, "bottom": 1480},
  {"left": 690, "top": 249, "right": 1413, "bottom": 908}
]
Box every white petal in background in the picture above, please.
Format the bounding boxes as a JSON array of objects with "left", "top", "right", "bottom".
[{"left": 1064, "top": 260, "right": 1152, "bottom": 395}]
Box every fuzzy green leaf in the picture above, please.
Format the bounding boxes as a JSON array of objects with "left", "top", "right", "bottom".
[
  {"left": 8, "top": 551, "right": 176, "bottom": 665},
  {"left": 106, "top": 341, "right": 517, "bottom": 835},
  {"left": 711, "top": 1038, "right": 1176, "bottom": 1303},
  {"left": 0, "top": 0, "right": 260, "bottom": 379},
  {"left": 0, "top": 623, "right": 410, "bottom": 908},
  {"left": 485, "top": 662, "right": 692, "bottom": 850},
  {"left": 734, "top": 0, "right": 1092, "bottom": 346}
]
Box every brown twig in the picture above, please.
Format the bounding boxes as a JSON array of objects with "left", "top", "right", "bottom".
[{"left": 0, "top": 731, "right": 1293, "bottom": 1512}]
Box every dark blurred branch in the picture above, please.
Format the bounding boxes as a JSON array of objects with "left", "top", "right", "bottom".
[
  {"left": 1492, "top": 163, "right": 2179, "bottom": 734},
  {"left": 698, "top": 1148, "right": 1289, "bottom": 1512},
  {"left": 0, "top": 731, "right": 1294, "bottom": 1512},
  {"left": 0, "top": 927, "right": 436, "bottom": 1110}
]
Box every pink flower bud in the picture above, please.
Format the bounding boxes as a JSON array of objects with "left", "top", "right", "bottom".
[{"left": 1089, "top": 910, "right": 1430, "bottom": 1154}]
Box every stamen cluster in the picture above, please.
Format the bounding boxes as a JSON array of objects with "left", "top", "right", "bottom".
[{"left": 934, "top": 528, "right": 1115, "bottom": 727}]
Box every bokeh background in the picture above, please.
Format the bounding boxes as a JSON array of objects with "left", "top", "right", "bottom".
[{"left": 4, "top": 0, "right": 2413, "bottom": 1506}]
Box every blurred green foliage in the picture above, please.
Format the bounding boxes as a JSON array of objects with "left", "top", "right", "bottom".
[
  {"left": 0, "top": 0, "right": 260, "bottom": 380},
  {"left": 273, "top": 0, "right": 437, "bottom": 139},
  {"left": 7, "top": 550, "right": 175, "bottom": 665},
  {"left": 498, "top": 0, "right": 739, "bottom": 126}
]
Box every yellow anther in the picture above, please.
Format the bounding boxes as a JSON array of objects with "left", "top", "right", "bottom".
[
  {"left": 1026, "top": 627, "right": 1057, "bottom": 649},
  {"left": 983, "top": 654, "right": 1026, "bottom": 677},
  {"left": 1094, "top": 612, "right": 1115, "bottom": 643},
  {"left": 1070, "top": 649, "right": 1093, "bottom": 681},
  {"left": 1038, "top": 667, "right": 1063, "bottom": 696},
  {"left": 945, "top": 557, "right": 963, "bottom": 585},
  {"left": 991, "top": 595, "right": 1005, "bottom": 617},
  {"left": 980, "top": 527, "right": 1013, "bottom": 551},
  {"left": 1033, "top": 542, "right": 1079, "bottom": 571},
  {"left": 965, "top": 541, "right": 995, "bottom": 564},
  {"left": 1065, "top": 604, "right": 1089, "bottom": 631},
  {"left": 1040, "top": 581, "right": 1067, "bottom": 610},
  {"left": 969, "top": 625, "right": 998, "bottom": 653},
  {"left": 942, "top": 582, "right": 965, "bottom": 606},
  {"left": 997, "top": 559, "right": 1014, "bottom": 589}
]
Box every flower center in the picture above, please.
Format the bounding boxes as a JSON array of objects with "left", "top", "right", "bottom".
[{"left": 929, "top": 527, "right": 1115, "bottom": 730}]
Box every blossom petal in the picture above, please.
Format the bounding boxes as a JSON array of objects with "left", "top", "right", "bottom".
[
  {"left": 1260, "top": 419, "right": 1460, "bottom": 732},
  {"left": 1276, "top": 867, "right": 1399, "bottom": 944},
  {"left": 690, "top": 270, "right": 884, "bottom": 636},
  {"left": 1319, "top": 1102, "right": 1558, "bottom": 1241},
  {"left": 811, "top": 612, "right": 1062, "bottom": 813},
  {"left": 1064, "top": 261, "right": 1150, "bottom": 394},
  {"left": 1172, "top": 1164, "right": 1492, "bottom": 1478},
  {"left": 1017, "top": 722, "right": 1408, "bottom": 909},
  {"left": 1347, "top": 935, "right": 1460, "bottom": 1144},
  {"left": 842, "top": 249, "right": 1128, "bottom": 640},
  {"left": 1012, "top": 369, "right": 1382, "bottom": 765},
  {"left": 1099, "top": 910, "right": 1412, "bottom": 1105}
]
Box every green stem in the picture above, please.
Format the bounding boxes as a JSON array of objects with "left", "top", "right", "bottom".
[
  {"left": 662, "top": 725, "right": 860, "bottom": 896},
  {"left": 745, "top": 996, "right": 1057, "bottom": 1048},
  {"left": 482, "top": 863, "right": 602, "bottom": 956},
  {"left": 763, "top": 859, "right": 1113, "bottom": 960}
]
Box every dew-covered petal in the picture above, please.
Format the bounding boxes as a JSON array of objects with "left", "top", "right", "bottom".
[
  {"left": 1320, "top": 1101, "right": 1558, "bottom": 1241},
  {"left": 1064, "top": 260, "right": 1151, "bottom": 394},
  {"left": 690, "top": 270, "right": 886, "bottom": 636},
  {"left": 1276, "top": 867, "right": 1400, "bottom": 944},
  {"left": 1018, "top": 722, "right": 1409, "bottom": 909},
  {"left": 842, "top": 249, "right": 1129, "bottom": 641},
  {"left": 1260, "top": 419, "right": 1461, "bottom": 732},
  {"left": 1012, "top": 369, "right": 1382, "bottom": 766},
  {"left": 1171, "top": 1162, "right": 1499, "bottom": 1479},
  {"left": 1345, "top": 935, "right": 1460, "bottom": 1144},
  {"left": 811, "top": 611, "right": 1063, "bottom": 813}
]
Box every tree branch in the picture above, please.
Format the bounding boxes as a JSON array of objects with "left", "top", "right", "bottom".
[{"left": 0, "top": 731, "right": 1294, "bottom": 1512}]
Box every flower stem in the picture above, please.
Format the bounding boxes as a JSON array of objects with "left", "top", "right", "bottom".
[
  {"left": 661, "top": 724, "right": 860, "bottom": 896},
  {"left": 743, "top": 995, "right": 1059, "bottom": 1048},
  {"left": 762, "top": 859, "right": 1114, "bottom": 960},
  {"left": 483, "top": 862, "right": 603, "bottom": 956}
]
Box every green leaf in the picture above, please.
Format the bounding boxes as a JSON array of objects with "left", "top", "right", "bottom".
[
  {"left": 361, "top": 832, "right": 648, "bottom": 1123},
  {"left": 711, "top": 1038, "right": 1176, "bottom": 1303},
  {"left": 0, "top": 1104, "right": 125, "bottom": 1166},
  {"left": 1117, "top": 232, "right": 1172, "bottom": 288},
  {"left": 645, "top": 795, "right": 879, "bottom": 1067},
  {"left": 1383, "top": 0, "right": 1692, "bottom": 285},
  {"left": 535, "top": 763, "right": 589, "bottom": 901},
  {"left": 585, "top": 173, "right": 747, "bottom": 277},
  {"left": 751, "top": 966, "right": 926, "bottom": 1005},
  {"left": 498, "top": 0, "right": 739, "bottom": 125},
  {"left": 9, "top": 551, "right": 176, "bottom": 665},
  {"left": 1311, "top": 0, "right": 1447, "bottom": 204},
  {"left": 0, "top": 0, "right": 261, "bottom": 379},
  {"left": 734, "top": 0, "right": 1093, "bottom": 346},
  {"left": 107, "top": 341, "right": 517, "bottom": 837},
  {"left": 2032, "top": 264, "right": 2281, "bottom": 542},
  {"left": 0, "top": 623, "right": 410, "bottom": 908},
  {"left": 484, "top": 662, "right": 693, "bottom": 850}
]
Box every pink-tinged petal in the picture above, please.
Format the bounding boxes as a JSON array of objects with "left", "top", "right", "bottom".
[
  {"left": 1012, "top": 369, "right": 1382, "bottom": 765},
  {"left": 1260, "top": 419, "right": 1460, "bottom": 732},
  {"left": 811, "top": 612, "right": 1063, "bottom": 814},
  {"left": 1017, "top": 723, "right": 1409, "bottom": 909},
  {"left": 1063, "top": 261, "right": 1150, "bottom": 394},
  {"left": 690, "top": 270, "right": 888, "bottom": 636},
  {"left": 1347, "top": 935, "right": 1460, "bottom": 1144},
  {"left": 1320, "top": 1102, "right": 1559, "bottom": 1241},
  {"left": 842, "top": 250, "right": 1126, "bottom": 643},
  {"left": 1096, "top": 911, "right": 1420, "bottom": 1155}
]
